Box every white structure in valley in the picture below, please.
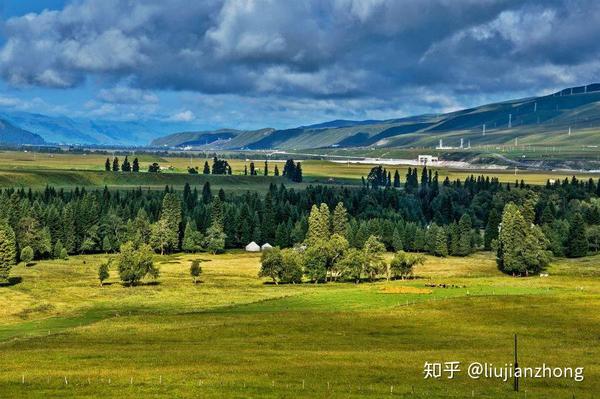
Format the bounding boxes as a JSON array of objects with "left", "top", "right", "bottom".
[
  {"left": 261, "top": 243, "right": 273, "bottom": 251},
  {"left": 245, "top": 242, "right": 260, "bottom": 252},
  {"left": 418, "top": 155, "right": 439, "bottom": 165}
]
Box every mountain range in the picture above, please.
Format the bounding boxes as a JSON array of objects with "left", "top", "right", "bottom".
[
  {"left": 2, "top": 84, "right": 600, "bottom": 149},
  {"left": 152, "top": 84, "right": 600, "bottom": 150}
]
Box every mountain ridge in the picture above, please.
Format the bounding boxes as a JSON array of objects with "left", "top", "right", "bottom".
[{"left": 153, "top": 83, "right": 600, "bottom": 150}]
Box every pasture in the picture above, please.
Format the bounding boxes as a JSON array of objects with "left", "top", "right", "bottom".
[
  {"left": 0, "top": 150, "right": 598, "bottom": 190},
  {"left": 0, "top": 251, "right": 598, "bottom": 398}
]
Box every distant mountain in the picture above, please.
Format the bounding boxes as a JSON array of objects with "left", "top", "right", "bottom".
[
  {"left": 155, "top": 83, "right": 600, "bottom": 150},
  {"left": 0, "top": 118, "right": 45, "bottom": 145},
  {"left": 0, "top": 111, "right": 200, "bottom": 146},
  {"left": 151, "top": 128, "right": 276, "bottom": 148},
  {"left": 3, "top": 83, "right": 600, "bottom": 149}
]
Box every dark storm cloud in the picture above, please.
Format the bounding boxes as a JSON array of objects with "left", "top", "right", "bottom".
[{"left": 1, "top": 0, "right": 599, "bottom": 102}]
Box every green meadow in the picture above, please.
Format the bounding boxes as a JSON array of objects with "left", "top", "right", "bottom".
[
  {"left": 0, "top": 150, "right": 598, "bottom": 190},
  {"left": 1, "top": 251, "right": 598, "bottom": 398}
]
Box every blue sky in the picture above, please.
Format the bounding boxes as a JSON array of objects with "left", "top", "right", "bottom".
[{"left": 0, "top": 0, "right": 599, "bottom": 132}]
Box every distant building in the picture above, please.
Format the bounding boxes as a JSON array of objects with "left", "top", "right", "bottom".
[{"left": 418, "top": 155, "right": 439, "bottom": 165}]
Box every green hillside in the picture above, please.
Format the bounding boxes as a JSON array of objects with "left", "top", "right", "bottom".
[{"left": 154, "top": 84, "right": 600, "bottom": 151}]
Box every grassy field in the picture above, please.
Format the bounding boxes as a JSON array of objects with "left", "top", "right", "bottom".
[
  {"left": 0, "top": 251, "right": 598, "bottom": 398},
  {"left": 0, "top": 150, "right": 599, "bottom": 189}
]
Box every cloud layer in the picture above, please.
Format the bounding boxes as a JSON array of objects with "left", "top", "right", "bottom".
[{"left": 1, "top": 0, "right": 599, "bottom": 125}]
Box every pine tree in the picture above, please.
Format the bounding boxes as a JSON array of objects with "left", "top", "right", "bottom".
[
  {"left": 274, "top": 223, "right": 290, "bottom": 248},
  {"left": 332, "top": 202, "right": 349, "bottom": 237},
  {"left": 567, "top": 212, "right": 588, "bottom": 258},
  {"left": 264, "top": 160, "right": 269, "bottom": 176},
  {"left": 392, "top": 228, "right": 403, "bottom": 251},
  {"left": 152, "top": 193, "right": 182, "bottom": 253},
  {"left": 274, "top": 165, "right": 280, "bottom": 176},
  {"left": 484, "top": 208, "right": 501, "bottom": 250},
  {"left": 182, "top": 221, "right": 203, "bottom": 252},
  {"left": 121, "top": 156, "right": 131, "bottom": 172},
  {"left": 202, "top": 182, "right": 212, "bottom": 203},
  {"left": 457, "top": 213, "right": 473, "bottom": 256},
  {"left": 132, "top": 157, "right": 140, "bottom": 172},
  {"left": 105, "top": 158, "right": 111, "bottom": 171},
  {"left": 250, "top": 162, "right": 256, "bottom": 176},
  {"left": 53, "top": 240, "right": 64, "bottom": 259},
  {"left": 448, "top": 222, "right": 460, "bottom": 255},
  {"left": 497, "top": 203, "right": 550, "bottom": 275},
  {"left": 0, "top": 221, "right": 17, "bottom": 282},
  {"left": 435, "top": 227, "right": 448, "bottom": 257},
  {"left": 293, "top": 162, "right": 303, "bottom": 182},
  {"left": 306, "top": 204, "right": 330, "bottom": 244},
  {"left": 203, "top": 161, "right": 210, "bottom": 174},
  {"left": 112, "top": 157, "right": 119, "bottom": 172},
  {"left": 210, "top": 196, "right": 224, "bottom": 229},
  {"left": 205, "top": 224, "right": 226, "bottom": 254},
  {"left": 393, "top": 170, "right": 400, "bottom": 188}
]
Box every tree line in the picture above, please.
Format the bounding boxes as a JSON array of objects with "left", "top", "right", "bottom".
[
  {"left": 104, "top": 156, "right": 302, "bottom": 182},
  {"left": 2, "top": 167, "right": 600, "bottom": 283}
]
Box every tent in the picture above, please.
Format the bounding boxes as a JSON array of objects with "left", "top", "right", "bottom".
[
  {"left": 261, "top": 243, "right": 273, "bottom": 251},
  {"left": 245, "top": 241, "right": 260, "bottom": 252}
]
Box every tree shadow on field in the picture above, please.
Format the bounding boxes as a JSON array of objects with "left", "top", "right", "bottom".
[
  {"left": 0, "top": 276, "right": 23, "bottom": 287},
  {"left": 121, "top": 281, "right": 162, "bottom": 287}
]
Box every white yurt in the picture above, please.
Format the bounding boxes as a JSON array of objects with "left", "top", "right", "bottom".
[
  {"left": 245, "top": 241, "right": 260, "bottom": 252},
  {"left": 261, "top": 243, "right": 273, "bottom": 251}
]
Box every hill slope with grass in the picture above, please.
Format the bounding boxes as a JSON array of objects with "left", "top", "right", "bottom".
[{"left": 155, "top": 83, "right": 600, "bottom": 150}]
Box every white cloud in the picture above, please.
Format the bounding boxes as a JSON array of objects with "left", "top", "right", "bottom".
[{"left": 168, "top": 110, "right": 196, "bottom": 122}]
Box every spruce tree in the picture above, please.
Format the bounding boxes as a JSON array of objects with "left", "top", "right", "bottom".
[
  {"left": 105, "top": 158, "right": 111, "bottom": 171},
  {"left": 567, "top": 212, "right": 588, "bottom": 258},
  {"left": 0, "top": 221, "right": 17, "bottom": 282},
  {"left": 306, "top": 204, "right": 330, "bottom": 244},
  {"left": 274, "top": 165, "right": 280, "bottom": 176},
  {"left": 484, "top": 208, "right": 501, "bottom": 250},
  {"left": 112, "top": 157, "right": 119, "bottom": 172},
  {"left": 182, "top": 221, "right": 203, "bottom": 252},
  {"left": 132, "top": 157, "right": 140, "bottom": 172},
  {"left": 203, "top": 161, "right": 210, "bottom": 174},
  {"left": 264, "top": 160, "right": 269, "bottom": 176},
  {"left": 121, "top": 156, "right": 131, "bottom": 172},
  {"left": 293, "top": 162, "right": 303, "bottom": 182},
  {"left": 332, "top": 202, "right": 349, "bottom": 237},
  {"left": 392, "top": 228, "right": 403, "bottom": 251},
  {"left": 202, "top": 182, "right": 212, "bottom": 203},
  {"left": 457, "top": 213, "right": 473, "bottom": 256},
  {"left": 497, "top": 203, "right": 550, "bottom": 275}
]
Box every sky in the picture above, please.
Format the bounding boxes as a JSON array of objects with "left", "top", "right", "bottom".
[{"left": 0, "top": 0, "right": 599, "bottom": 131}]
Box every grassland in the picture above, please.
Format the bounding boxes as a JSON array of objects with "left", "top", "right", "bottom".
[
  {"left": 0, "top": 150, "right": 598, "bottom": 190},
  {"left": 0, "top": 251, "right": 598, "bottom": 398}
]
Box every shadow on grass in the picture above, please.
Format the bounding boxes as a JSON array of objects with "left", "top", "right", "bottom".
[
  {"left": 261, "top": 275, "right": 427, "bottom": 286},
  {"left": 0, "top": 276, "right": 23, "bottom": 287},
  {"left": 121, "top": 280, "right": 162, "bottom": 287}
]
